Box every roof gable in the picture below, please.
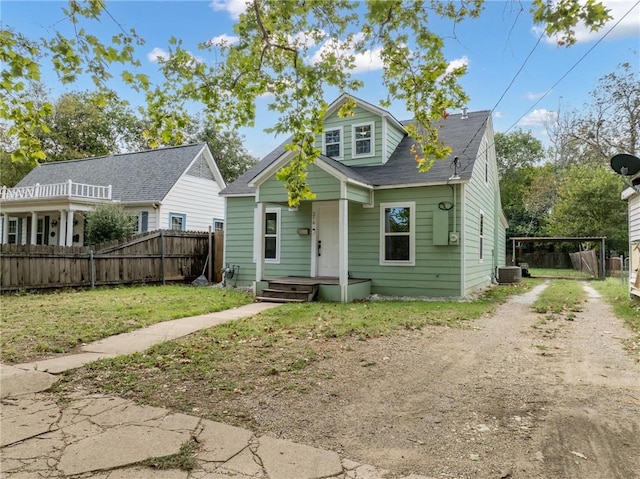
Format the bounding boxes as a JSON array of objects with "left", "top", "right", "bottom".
[
  {"left": 15, "top": 143, "right": 222, "bottom": 203},
  {"left": 220, "top": 103, "right": 492, "bottom": 196}
]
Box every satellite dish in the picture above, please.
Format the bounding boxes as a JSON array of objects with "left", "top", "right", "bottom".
[{"left": 610, "top": 153, "right": 640, "bottom": 176}]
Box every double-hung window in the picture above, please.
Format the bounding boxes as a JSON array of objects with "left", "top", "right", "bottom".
[
  {"left": 169, "top": 213, "right": 186, "bottom": 231},
  {"left": 213, "top": 218, "right": 224, "bottom": 232},
  {"left": 353, "top": 122, "right": 374, "bottom": 157},
  {"left": 380, "top": 202, "right": 415, "bottom": 265},
  {"left": 264, "top": 208, "right": 280, "bottom": 262},
  {"left": 323, "top": 128, "right": 342, "bottom": 159}
]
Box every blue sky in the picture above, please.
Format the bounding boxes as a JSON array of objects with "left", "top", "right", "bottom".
[{"left": 3, "top": 0, "right": 639, "bottom": 157}]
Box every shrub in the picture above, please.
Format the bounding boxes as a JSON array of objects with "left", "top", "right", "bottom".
[{"left": 85, "top": 203, "right": 136, "bottom": 245}]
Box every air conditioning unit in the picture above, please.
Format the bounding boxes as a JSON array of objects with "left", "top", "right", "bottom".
[
  {"left": 497, "top": 266, "right": 522, "bottom": 284},
  {"left": 449, "top": 231, "right": 459, "bottom": 244}
]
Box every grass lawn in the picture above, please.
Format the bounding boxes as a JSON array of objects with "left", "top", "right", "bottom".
[
  {"left": 591, "top": 278, "right": 640, "bottom": 357},
  {"left": 531, "top": 279, "right": 587, "bottom": 317},
  {"left": 54, "top": 281, "right": 535, "bottom": 422},
  {"left": 0, "top": 285, "right": 253, "bottom": 363},
  {"left": 529, "top": 267, "right": 593, "bottom": 279}
]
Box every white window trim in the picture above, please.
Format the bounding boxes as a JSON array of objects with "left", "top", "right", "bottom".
[
  {"left": 352, "top": 121, "right": 375, "bottom": 158},
  {"left": 169, "top": 212, "right": 186, "bottom": 231},
  {"left": 322, "top": 126, "right": 343, "bottom": 160},
  {"left": 479, "top": 211, "right": 484, "bottom": 263},
  {"left": 379, "top": 201, "right": 415, "bottom": 266},
  {"left": 213, "top": 218, "right": 224, "bottom": 232},
  {"left": 264, "top": 207, "right": 281, "bottom": 264}
]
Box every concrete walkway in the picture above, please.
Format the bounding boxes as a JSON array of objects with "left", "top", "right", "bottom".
[{"left": 1, "top": 302, "right": 433, "bottom": 479}]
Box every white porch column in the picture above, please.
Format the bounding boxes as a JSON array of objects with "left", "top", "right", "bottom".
[
  {"left": 255, "top": 202, "right": 265, "bottom": 291},
  {"left": 30, "top": 212, "right": 38, "bottom": 245},
  {"left": 339, "top": 198, "right": 349, "bottom": 302},
  {"left": 2, "top": 213, "right": 8, "bottom": 244},
  {"left": 66, "top": 210, "right": 75, "bottom": 246},
  {"left": 58, "top": 210, "right": 67, "bottom": 246}
]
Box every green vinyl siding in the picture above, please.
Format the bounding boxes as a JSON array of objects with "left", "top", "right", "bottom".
[
  {"left": 346, "top": 183, "right": 372, "bottom": 204},
  {"left": 462, "top": 130, "right": 501, "bottom": 295},
  {"left": 263, "top": 202, "right": 312, "bottom": 279},
  {"left": 224, "top": 196, "right": 257, "bottom": 287},
  {"left": 346, "top": 186, "right": 462, "bottom": 297},
  {"left": 385, "top": 120, "right": 406, "bottom": 163},
  {"left": 258, "top": 163, "right": 340, "bottom": 203},
  {"left": 317, "top": 106, "right": 384, "bottom": 167}
]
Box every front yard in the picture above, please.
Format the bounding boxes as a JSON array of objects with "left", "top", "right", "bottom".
[{"left": 0, "top": 285, "right": 253, "bottom": 363}]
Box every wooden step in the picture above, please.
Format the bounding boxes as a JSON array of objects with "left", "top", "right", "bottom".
[
  {"left": 258, "top": 282, "right": 319, "bottom": 303},
  {"left": 256, "top": 296, "right": 306, "bottom": 303}
]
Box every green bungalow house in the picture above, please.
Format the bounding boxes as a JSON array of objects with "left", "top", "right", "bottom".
[{"left": 220, "top": 95, "right": 507, "bottom": 302}]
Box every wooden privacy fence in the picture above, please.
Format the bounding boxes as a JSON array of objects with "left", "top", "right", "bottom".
[
  {"left": 569, "top": 250, "right": 600, "bottom": 278},
  {"left": 0, "top": 230, "right": 224, "bottom": 292}
]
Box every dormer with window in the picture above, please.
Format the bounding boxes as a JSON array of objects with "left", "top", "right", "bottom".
[{"left": 317, "top": 95, "right": 408, "bottom": 167}]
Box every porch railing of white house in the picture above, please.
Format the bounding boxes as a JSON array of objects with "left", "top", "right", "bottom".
[{"left": 0, "top": 180, "right": 112, "bottom": 201}]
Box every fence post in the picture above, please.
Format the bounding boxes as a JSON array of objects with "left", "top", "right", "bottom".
[
  {"left": 160, "top": 230, "right": 165, "bottom": 285},
  {"left": 89, "top": 249, "right": 95, "bottom": 289},
  {"left": 208, "top": 226, "right": 213, "bottom": 283}
]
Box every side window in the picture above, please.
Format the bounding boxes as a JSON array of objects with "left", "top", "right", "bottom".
[
  {"left": 140, "top": 211, "right": 149, "bottom": 232},
  {"left": 264, "top": 208, "right": 280, "bottom": 262},
  {"left": 213, "top": 218, "right": 224, "bottom": 232},
  {"left": 353, "top": 122, "right": 374, "bottom": 157},
  {"left": 169, "top": 213, "right": 186, "bottom": 231},
  {"left": 479, "top": 213, "right": 484, "bottom": 261},
  {"left": 323, "top": 128, "right": 342, "bottom": 159},
  {"left": 7, "top": 218, "right": 18, "bottom": 244},
  {"left": 380, "top": 202, "right": 415, "bottom": 266}
]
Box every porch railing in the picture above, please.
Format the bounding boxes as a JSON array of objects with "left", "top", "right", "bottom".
[{"left": 1, "top": 180, "right": 112, "bottom": 201}]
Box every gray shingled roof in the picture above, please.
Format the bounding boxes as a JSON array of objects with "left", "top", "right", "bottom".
[
  {"left": 220, "top": 110, "right": 490, "bottom": 196},
  {"left": 16, "top": 143, "right": 207, "bottom": 203}
]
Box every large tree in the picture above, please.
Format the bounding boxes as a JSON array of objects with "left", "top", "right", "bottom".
[
  {"left": 1, "top": 0, "right": 612, "bottom": 204},
  {"left": 37, "top": 90, "right": 147, "bottom": 162},
  {"left": 548, "top": 61, "right": 640, "bottom": 168},
  {"left": 495, "top": 130, "right": 551, "bottom": 237},
  {"left": 546, "top": 164, "right": 628, "bottom": 252},
  {"left": 188, "top": 124, "right": 258, "bottom": 184}
]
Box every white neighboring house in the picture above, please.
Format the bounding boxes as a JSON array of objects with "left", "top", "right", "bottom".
[
  {"left": 0, "top": 143, "right": 226, "bottom": 246},
  {"left": 622, "top": 172, "right": 640, "bottom": 300}
]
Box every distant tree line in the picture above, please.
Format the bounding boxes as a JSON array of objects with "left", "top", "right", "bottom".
[
  {"left": 496, "top": 62, "right": 638, "bottom": 254},
  {"left": 0, "top": 88, "right": 258, "bottom": 187}
]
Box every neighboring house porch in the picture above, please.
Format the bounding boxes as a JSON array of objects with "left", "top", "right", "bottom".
[{"left": 1, "top": 181, "right": 114, "bottom": 246}]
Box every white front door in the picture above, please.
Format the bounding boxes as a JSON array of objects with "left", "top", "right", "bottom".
[{"left": 314, "top": 201, "right": 339, "bottom": 277}]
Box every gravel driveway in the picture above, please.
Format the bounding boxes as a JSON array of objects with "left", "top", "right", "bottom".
[{"left": 239, "top": 282, "right": 640, "bottom": 478}]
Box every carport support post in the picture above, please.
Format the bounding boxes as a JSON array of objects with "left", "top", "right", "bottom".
[
  {"left": 511, "top": 238, "right": 516, "bottom": 265},
  {"left": 601, "top": 237, "right": 606, "bottom": 279}
]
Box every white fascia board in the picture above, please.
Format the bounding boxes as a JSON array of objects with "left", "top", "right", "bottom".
[
  {"left": 621, "top": 187, "right": 639, "bottom": 201},
  {"left": 373, "top": 179, "right": 469, "bottom": 190},
  {"left": 248, "top": 150, "right": 297, "bottom": 188},
  {"left": 311, "top": 158, "right": 373, "bottom": 191},
  {"left": 325, "top": 94, "right": 406, "bottom": 133}
]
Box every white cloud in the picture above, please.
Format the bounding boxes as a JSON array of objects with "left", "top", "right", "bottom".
[
  {"left": 208, "top": 34, "right": 240, "bottom": 47},
  {"left": 524, "top": 90, "right": 551, "bottom": 101},
  {"left": 147, "top": 47, "right": 168, "bottom": 63},
  {"left": 210, "top": 0, "right": 248, "bottom": 20},
  {"left": 352, "top": 47, "right": 385, "bottom": 73},
  {"left": 518, "top": 109, "right": 557, "bottom": 128},
  {"left": 445, "top": 56, "right": 469, "bottom": 75},
  {"left": 494, "top": 111, "right": 503, "bottom": 119},
  {"left": 534, "top": 1, "right": 640, "bottom": 44},
  {"left": 308, "top": 34, "right": 382, "bottom": 74}
]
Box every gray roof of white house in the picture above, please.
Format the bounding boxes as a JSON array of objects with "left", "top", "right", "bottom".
[
  {"left": 220, "top": 110, "right": 490, "bottom": 196},
  {"left": 16, "top": 143, "right": 207, "bottom": 203}
]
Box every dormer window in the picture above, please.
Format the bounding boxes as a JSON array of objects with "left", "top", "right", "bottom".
[
  {"left": 323, "top": 127, "right": 342, "bottom": 158},
  {"left": 353, "top": 122, "right": 374, "bottom": 157}
]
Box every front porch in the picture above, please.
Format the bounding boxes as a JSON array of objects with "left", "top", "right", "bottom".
[{"left": 256, "top": 276, "right": 372, "bottom": 302}]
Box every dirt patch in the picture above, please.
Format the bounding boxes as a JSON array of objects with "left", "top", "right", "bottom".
[
  {"left": 63, "top": 283, "right": 640, "bottom": 478},
  {"left": 237, "top": 283, "right": 640, "bottom": 478}
]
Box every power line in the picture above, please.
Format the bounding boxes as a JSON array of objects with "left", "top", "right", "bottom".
[{"left": 504, "top": 0, "right": 640, "bottom": 134}]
